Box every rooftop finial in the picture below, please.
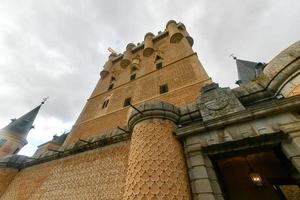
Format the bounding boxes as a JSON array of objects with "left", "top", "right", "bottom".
[
  {"left": 108, "top": 47, "right": 117, "bottom": 54},
  {"left": 41, "top": 96, "right": 49, "bottom": 105},
  {"left": 230, "top": 54, "right": 237, "bottom": 60}
]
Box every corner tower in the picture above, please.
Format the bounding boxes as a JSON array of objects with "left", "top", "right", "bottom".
[
  {"left": 63, "top": 20, "right": 211, "bottom": 146},
  {"left": 0, "top": 102, "right": 44, "bottom": 157}
]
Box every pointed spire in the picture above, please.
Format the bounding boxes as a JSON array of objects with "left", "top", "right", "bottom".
[{"left": 1, "top": 98, "right": 47, "bottom": 138}]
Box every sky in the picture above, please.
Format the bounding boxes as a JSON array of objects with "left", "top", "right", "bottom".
[{"left": 0, "top": 0, "right": 299, "bottom": 156}]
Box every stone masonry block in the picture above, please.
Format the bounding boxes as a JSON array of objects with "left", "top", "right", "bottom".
[
  {"left": 193, "top": 193, "right": 216, "bottom": 200},
  {"left": 192, "top": 179, "right": 213, "bottom": 194},
  {"left": 185, "top": 135, "right": 202, "bottom": 146},
  {"left": 210, "top": 180, "right": 222, "bottom": 194},
  {"left": 188, "top": 154, "right": 204, "bottom": 168},
  {"left": 189, "top": 166, "right": 209, "bottom": 180},
  {"left": 206, "top": 167, "right": 217, "bottom": 180}
]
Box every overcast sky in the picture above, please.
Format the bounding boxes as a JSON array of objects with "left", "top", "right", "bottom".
[{"left": 0, "top": 0, "right": 299, "bottom": 156}]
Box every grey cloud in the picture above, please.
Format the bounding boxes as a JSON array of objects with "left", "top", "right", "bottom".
[{"left": 0, "top": 0, "right": 299, "bottom": 155}]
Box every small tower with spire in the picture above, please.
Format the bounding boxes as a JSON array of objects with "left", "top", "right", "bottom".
[{"left": 0, "top": 99, "right": 46, "bottom": 157}]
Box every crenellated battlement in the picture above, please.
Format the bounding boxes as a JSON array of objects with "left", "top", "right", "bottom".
[{"left": 100, "top": 20, "right": 194, "bottom": 79}]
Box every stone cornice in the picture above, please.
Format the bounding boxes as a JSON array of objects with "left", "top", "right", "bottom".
[
  {"left": 128, "top": 101, "right": 180, "bottom": 130},
  {"left": 176, "top": 95, "right": 300, "bottom": 138}
]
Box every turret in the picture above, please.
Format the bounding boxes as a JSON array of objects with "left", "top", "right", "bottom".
[
  {"left": 166, "top": 20, "right": 184, "bottom": 43},
  {"left": 120, "top": 43, "right": 135, "bottom": 68},
  {"left": 100, "top": 52, "right": 117, "bottom": 79},
  {"left": 0, "top": 100, "right": 45, "bottom": 157},
  {"left": 143, "top": 32, "right": 155, "bottom": 57},
  {"left": 178, "top": 22, "right": 194, "bottom": 46}
]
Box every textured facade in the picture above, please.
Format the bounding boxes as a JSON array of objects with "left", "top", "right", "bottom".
[
  {"left": 0, "top": 20, "right": 300, "bottom": 200},
  {"left": 124, "top": 109, "right": 190, "bottom": 199},
  {"left": 1, "top": 142, "right": 129, "bottom": 199}
]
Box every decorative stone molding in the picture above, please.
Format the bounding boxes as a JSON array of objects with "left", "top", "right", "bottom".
[
  {"left": 128, "top": 101, "right": 180, "bottom": 131},
  {"left": 197, "top": 83, "right": 245, "bottom": 121},
  {"left": 233, "top": 41, "right": 300, "bottom": 105}
]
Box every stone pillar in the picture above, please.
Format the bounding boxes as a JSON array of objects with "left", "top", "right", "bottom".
[
  {"left": 123, "top": 101, "right": 191, "bottom": 199},
  {"left": 281, "top": 127, "right": 300, "bottom": 173},
  {"left": 184, "top": 135, "right": 224, "bottom": 200}
]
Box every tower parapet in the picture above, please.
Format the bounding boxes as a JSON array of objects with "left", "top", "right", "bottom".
[
  {"left": 143, "top": 32, "right": 155, "bottom": 57},
  {"left": 100, "top": 20, "right": 194, "bottom": 76},
  {"left": 166, "top": 20, "right": 184, "bottom": 43}
]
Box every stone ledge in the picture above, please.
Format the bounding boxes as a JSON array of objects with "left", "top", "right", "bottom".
[{"left": 128, "top": 101, "right": 180, "bottom": 130}]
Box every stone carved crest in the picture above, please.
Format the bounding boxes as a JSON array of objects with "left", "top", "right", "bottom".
[
  {"left": 204, "top": 90, "right": 229, "bottom": 111},
  {"left": 198, "top": 82, "right": 245, "bottom": 121}
]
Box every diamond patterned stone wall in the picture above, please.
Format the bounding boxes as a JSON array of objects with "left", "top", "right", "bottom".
[
  {"left": 123, "top": 119, "right": 190, "bottom": 199},
  {"left": 0, "top": 142, "right": 129, "bottom": 200}
]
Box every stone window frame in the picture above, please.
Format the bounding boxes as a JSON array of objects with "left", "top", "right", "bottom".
[
  {"left": 108, "top": 83, "right": 114, "bottom": 91},
  {"left": 130, "top": 73, "right": 136, "bottom": 81},
  {"left": 154, "top": 55, "right": 163, "bottom": 70},
  {"left": 102, "top": 95, "right": 112, "bottom": 109},
  {"left": 159, "top": 84, "right": 169, "bottom": 94},
  {"left": 110, "top": 76, "right": 116, "bottom": 82}
]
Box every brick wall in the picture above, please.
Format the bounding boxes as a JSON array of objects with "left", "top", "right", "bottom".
[
  {"left": 1, "top": 142, "right": 129, "bottom": 200},
  {"left": 0, "top": 168, "right": 17, "bottom": 198},
  {"left": 124, "top": 119, "right": 190, "bottom": 199},
  {"left": 64, "top": 80, "right": 208, "bottom": 146},
  {"left": 76, "top": 54, "right": 208, "bottom": 124},
  {"left": 61, "top": 27, "right": 211, "bottom": 148},
  {"left": 64, "top": 51, "right": 210, "bottom": 146}
]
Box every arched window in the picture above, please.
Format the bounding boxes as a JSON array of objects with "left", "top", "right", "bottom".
[{"left": 102, "top": 95, "right": 112, "bottom": 109}]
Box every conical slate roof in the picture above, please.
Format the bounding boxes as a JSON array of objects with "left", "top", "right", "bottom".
[{"left": 1, "top": 104, "right": 42, "bottom": 138}]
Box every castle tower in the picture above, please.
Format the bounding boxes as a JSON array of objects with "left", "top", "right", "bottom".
[
  {"left": 0, "top": 102, "right": 43, "bottom": 157},
  {"left": 63, "top": 20, "right": 211, "bottom": 146},
  {"left": 123, "top": 101, "right": 191, "bottom": 199}
]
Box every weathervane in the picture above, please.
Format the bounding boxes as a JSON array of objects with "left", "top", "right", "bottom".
[
  {"left": 41, "top": 96, "right": 49, "bottom": 104},
  {"left": 230, "top": 54, "right": 237, "bottom": 60}
]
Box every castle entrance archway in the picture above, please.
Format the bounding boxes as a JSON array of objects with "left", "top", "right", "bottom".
[{"left": 213, "top": 147, "right": 300, "bottom": 200}]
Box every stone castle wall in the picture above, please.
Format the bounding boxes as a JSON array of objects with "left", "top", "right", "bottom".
[
  {"left": 0, "top": 168, "right": 17, "bottom": 197},
  {"left": 63, "top": 21, "right": 210, "bottom": 146},
  {"left": 65, "top": 80, "right": 207, "bottom": 145},
  {"left": 123, "top": 119, "right": 191, "bottom": 199},
  {"left": 1, "top": 142, "right": 129, "bottom": 200}
]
